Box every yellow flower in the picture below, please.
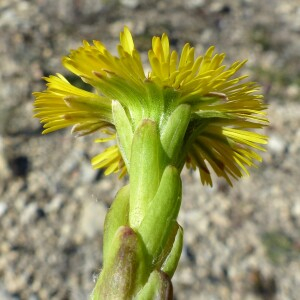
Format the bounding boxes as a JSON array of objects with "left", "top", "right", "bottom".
[{"left": 33, "top": 26, "right": 268, "bottom": 185}]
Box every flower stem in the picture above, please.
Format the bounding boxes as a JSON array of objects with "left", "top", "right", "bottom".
[{"left": 91, "top": 102, "right": 190, "bottom": 299}]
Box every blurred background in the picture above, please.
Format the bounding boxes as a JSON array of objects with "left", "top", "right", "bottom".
[{"left": 0, "top": 0, "right": 300, "bottom": 299}]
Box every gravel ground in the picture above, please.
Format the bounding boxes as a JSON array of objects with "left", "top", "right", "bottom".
[{"left": 0, "top": 1, "right": 300, "bottom": 299}]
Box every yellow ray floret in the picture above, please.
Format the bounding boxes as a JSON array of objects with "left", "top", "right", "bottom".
[{"left": 33, "top": 74, "right": 113, "bottom": 136}]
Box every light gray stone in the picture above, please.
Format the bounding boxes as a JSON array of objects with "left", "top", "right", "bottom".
[{"left": 79, "top": 201, "right": 107, "bottom": 239}]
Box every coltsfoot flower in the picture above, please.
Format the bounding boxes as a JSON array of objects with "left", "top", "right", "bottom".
[{"left": 33, "top": 26, "right": 268, "bottom": 186}]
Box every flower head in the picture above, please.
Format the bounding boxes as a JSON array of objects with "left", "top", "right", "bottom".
[{"left": 33, "top": 26, "right": 268, "bottom": 185}]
